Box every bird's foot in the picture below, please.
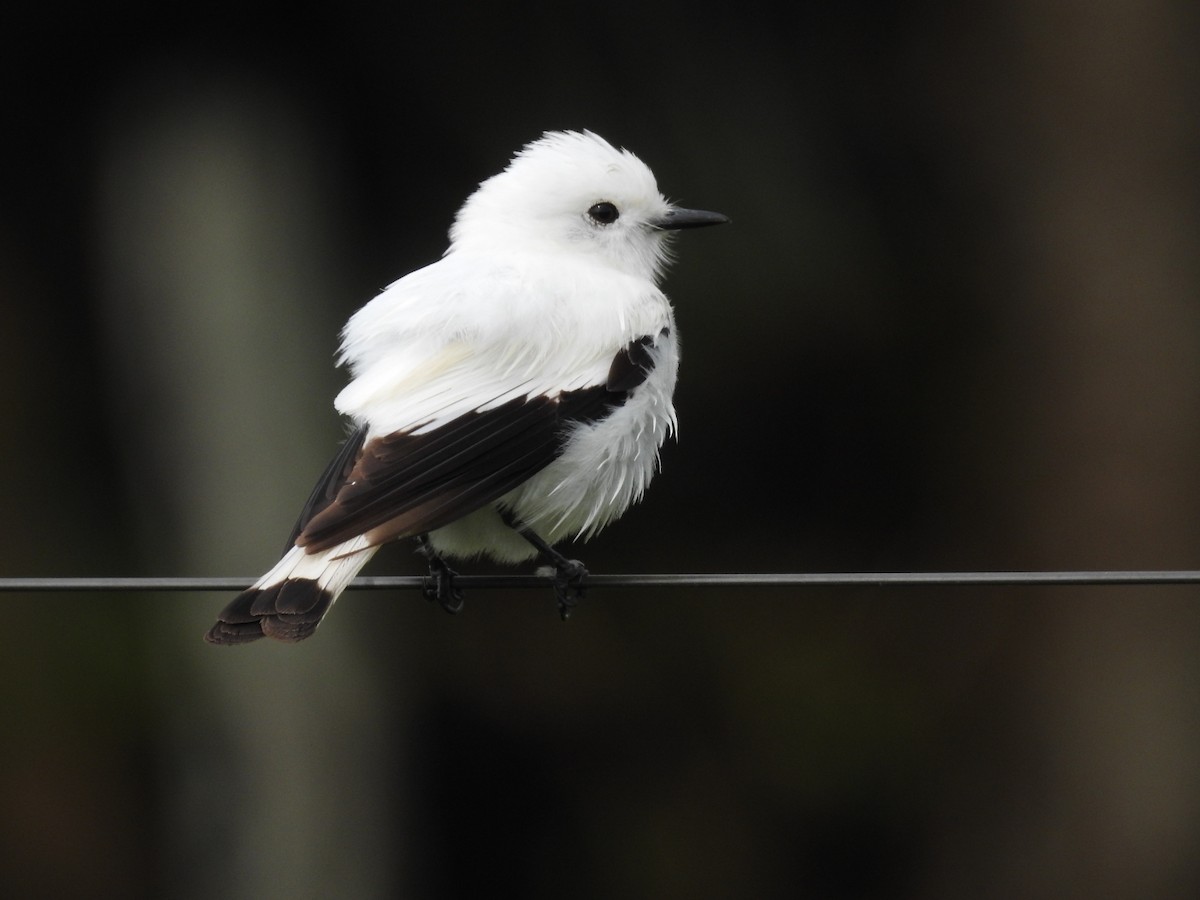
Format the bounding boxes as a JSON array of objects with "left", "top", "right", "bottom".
[
  {"left": 415, "top": 536, "right": 464, "bottom": 614},
  {"left": 546, "top": 558, "right": 588, "bottom": 620},
  {"left": 424, "top": 564, "right": 464, "bottom": 614},
  {"left": 499, "top": 510, "right": 586, "bottom": 619}
]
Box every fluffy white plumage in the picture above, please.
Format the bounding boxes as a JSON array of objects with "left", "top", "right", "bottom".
[{"left": 206, "top": 130, "right": 727, "bottom": 644}]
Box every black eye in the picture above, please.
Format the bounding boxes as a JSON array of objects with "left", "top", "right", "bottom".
[{"left": 587, "top": 201, "right": 620, "bottom": 225}]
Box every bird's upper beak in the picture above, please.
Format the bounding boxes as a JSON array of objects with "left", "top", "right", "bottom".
[{"left": 652, "top": 207, "right": 731, "bottom": 230}]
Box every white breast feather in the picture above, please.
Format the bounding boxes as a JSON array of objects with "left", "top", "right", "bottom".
[{"left": 505, "top": 323, "right": 678, "bottom": 542}]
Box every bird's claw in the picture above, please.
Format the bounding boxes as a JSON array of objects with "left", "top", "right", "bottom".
[
  {"left": 552, "top": 559, "right": 588, "bottom": 620},
  {"left": 416, "top": 536, "right": 464, "bottom": 614},
  {"left": 423, "top": 567, "right": 464, "bottom": 614}
]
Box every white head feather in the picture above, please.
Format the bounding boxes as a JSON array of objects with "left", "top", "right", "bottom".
[{"left": 448, "top": 130, "right": 676, "bottom": 281}]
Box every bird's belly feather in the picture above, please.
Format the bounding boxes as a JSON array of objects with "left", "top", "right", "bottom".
[{"left": 427, "top": 341, "right": 678, "bottom": 563}]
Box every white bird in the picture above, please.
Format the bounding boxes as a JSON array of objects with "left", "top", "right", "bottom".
[{"left": 206, "top": 130, "right": 728, "bottom": 644}]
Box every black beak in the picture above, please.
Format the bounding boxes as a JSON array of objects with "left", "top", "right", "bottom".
[{"left": 653, "top": 207, "right": 731, "bottom": 230}]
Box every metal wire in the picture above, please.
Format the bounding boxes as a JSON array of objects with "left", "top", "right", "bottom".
[{"left": 2, "top": 571, "right": 1200, "bottom": 592}]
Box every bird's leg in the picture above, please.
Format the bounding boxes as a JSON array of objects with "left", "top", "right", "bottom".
[
  {"left": 414, "top": 534, "right": 464, "bottom": 614},
  {"left": 500, "top": 511, "right": 588, "bottom": 620}
]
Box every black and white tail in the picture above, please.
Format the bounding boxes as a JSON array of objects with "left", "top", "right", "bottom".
[{"left": 205, "top": 536, "right": 376, "bottom": 644}]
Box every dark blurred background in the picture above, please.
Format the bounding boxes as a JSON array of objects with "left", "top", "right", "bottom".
[{"left": 3, "top": 1, "right": 1200, "bottom": 897}]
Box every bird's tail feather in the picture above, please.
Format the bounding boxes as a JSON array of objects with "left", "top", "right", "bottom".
[{"left": 206, "top": 536, "right": 376, "bottom": 644}]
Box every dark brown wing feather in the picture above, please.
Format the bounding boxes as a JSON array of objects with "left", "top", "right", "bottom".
[
  {"left": 295, "top": 388, "right": 607, "bottom": 551},
  {"left": 289, "top": 333, "right": 663, "bottom": 554},
  {"left": 285, "top": 425, "right": 367, "bottom": 551},
  {"left": 606, "top": 326, "right": 668, "bottom": 393}
]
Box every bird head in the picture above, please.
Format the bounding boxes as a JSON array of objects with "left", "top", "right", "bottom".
[{"left": 449, "top": 130, "right": 727, "bottom": 282}]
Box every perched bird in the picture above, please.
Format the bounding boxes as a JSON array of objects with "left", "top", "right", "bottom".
[{"left": 206, "top": 130, "right": 728, "bottom": 644}]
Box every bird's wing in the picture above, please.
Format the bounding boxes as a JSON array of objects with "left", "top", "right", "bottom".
[
  {"left": 284, "top": 424, "right": 368, "bottom": 551},
  {"left": 290, "top": 332, "right": 665, "bottom": 553}
]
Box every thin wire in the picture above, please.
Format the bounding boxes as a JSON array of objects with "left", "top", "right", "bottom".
[{"left": 2, "top": 572, "right": 1200, "bottom": 592}]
